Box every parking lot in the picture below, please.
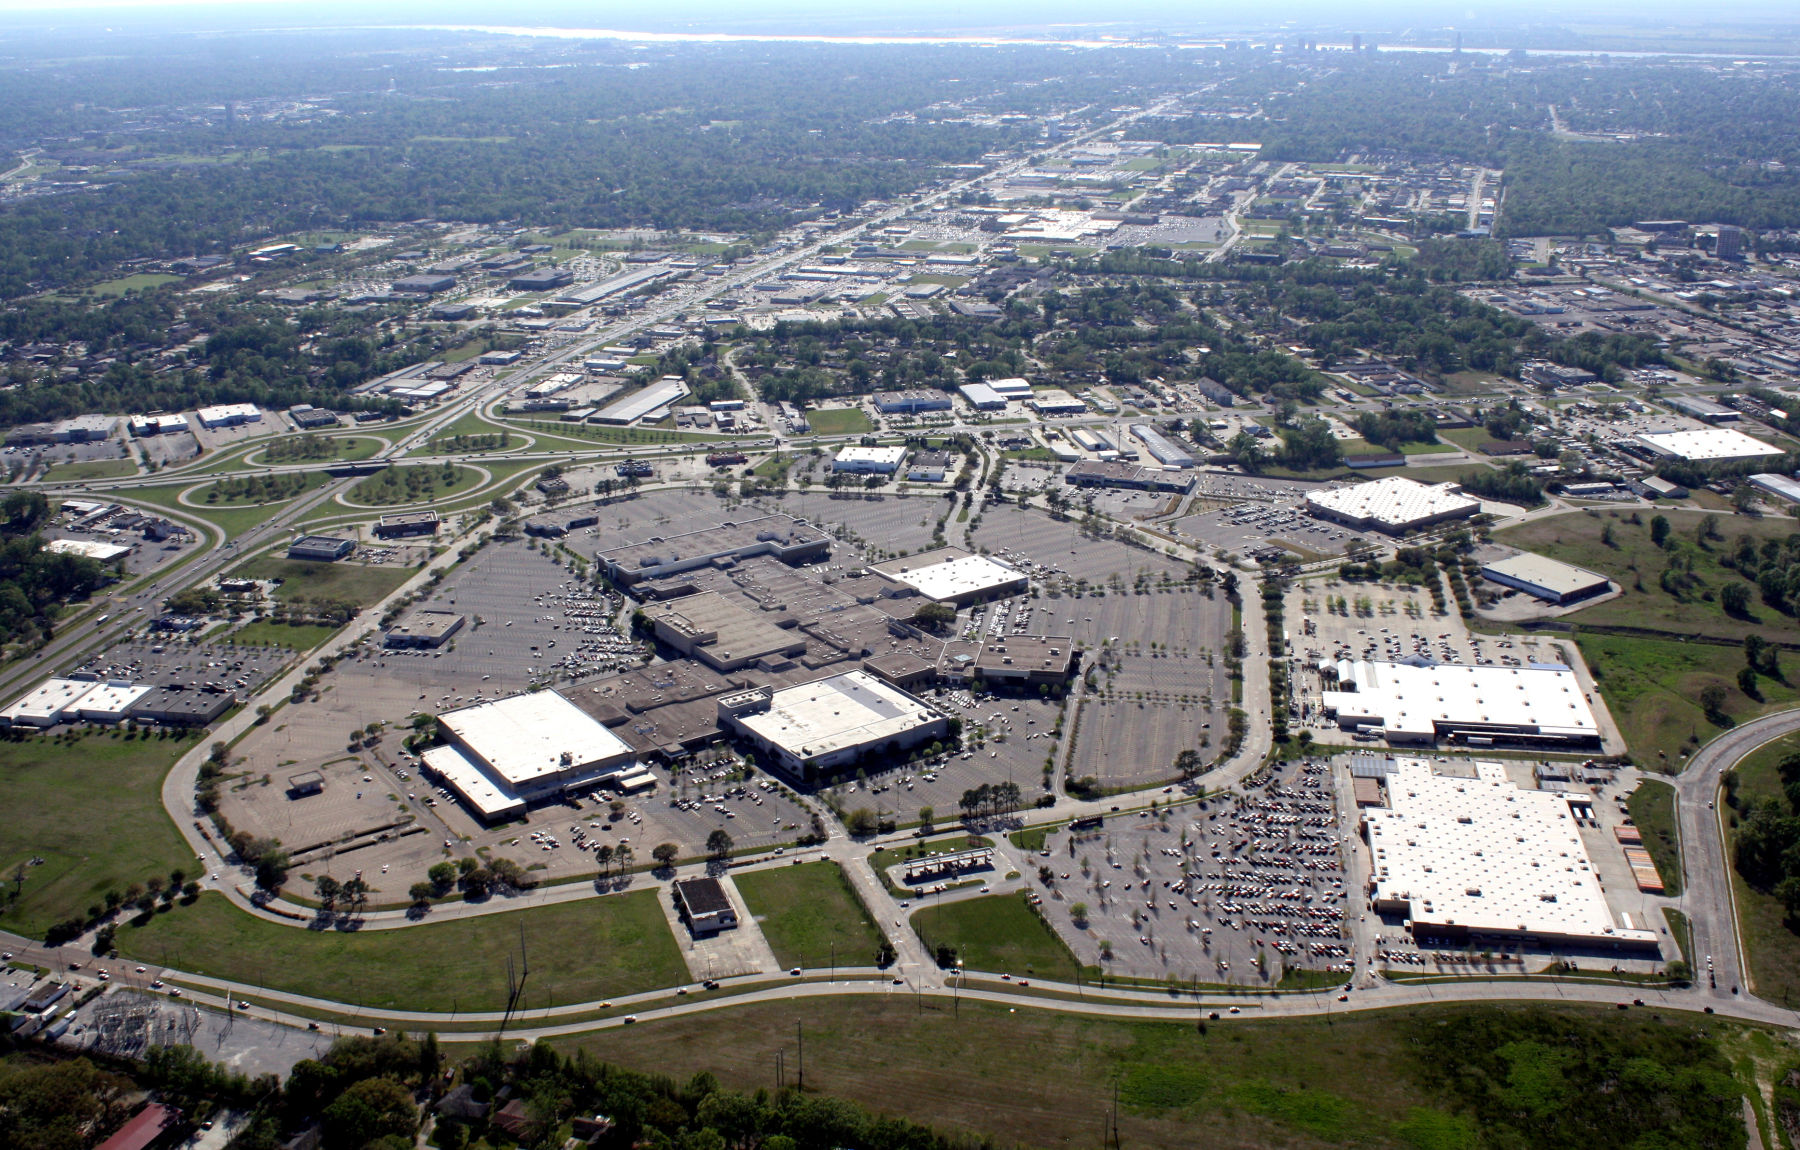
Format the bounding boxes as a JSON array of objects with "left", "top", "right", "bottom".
[
  {"left": 68, "top": 638, "right": 292, "bottom": 694},
  {"left": 1025, "top": 755, "right": 1354, "bottom": 986},
  {"left": 971, "top": 503, "right": 1190, "bottom": 589},
  {"left": 755, "top": 488, "right": 951, "bottom": 559},
  {"left": 1174, "top": 489, "right": 1384, "bottom": 562}
]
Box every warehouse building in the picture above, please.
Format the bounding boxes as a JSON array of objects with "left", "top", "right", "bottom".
[
  {"left": 873, "top": 390, "right": 952, "bottom": 415},
  {"left": 1322, "top": 659, "right": 1603, "bottom": 748},
  {"left": 590, "top": 377, "right": 689, "bottom": 426},
  {"left": 1305, "top": 476, "right": 1480, "bottom": 535},
  {"left": 287, "top": 536, "right": 354, "bottom": 562},
  {"left": 1026, "top": 388, "right": 1088, "bottom": 416},
  {"left": 384, "top": 610, "right": 466, "bottom": 649},
  {"left": 1749, "top": 472, "right": 1800, "bottom": 505},
  {"left": 718, "top": 670, "right": 948, "bottom": 779},
  {"left": 985, "top": 378, "right": 1034, "bottom": 399},
  {"left": 599, "top": 515, "right": 830, "bottom": 590},
  {"left": 643, "top": 591, "right": 807, "bottom": 672},
  {"left": 391, "top": 274, "right": 457, "bottom": 294},
  {"left": 959, "top": 382, "right": 1009, "bottom": 411},
  {"left": 509, "top": 267, "right": 575, "bottom": 291},
  {"left": 1480, "top": 553, "right": 1612, "bottom": 605},
  {"left": 1631, "top": 428, "right": 1784, "bottom": 464},
  {"left": 870, "top": 547, "right": 1028, "bottom": 607},
  {"left": 196, "top": 403, "right": 263, "bottom": 429},
  {"left": 423, "top": 691, "right": 641, "bottom": 821},
  {"left": 1130, "top": 424, "right": 1197, "bottom": 469},
  {"left": 1363, "top": 758, "right": 1658, "bottom": 950},
  {"left": 1664, "top": 395, "right": 1739, "bottom": 423},
  {"left": 832, "top": 446, "right": 908, "bottom": 474}
]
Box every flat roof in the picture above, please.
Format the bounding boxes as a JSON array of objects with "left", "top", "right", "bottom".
[
  {"left": 44, "top": 538, "right": 131, "bottom": 561},
  {"left": 1751, "top": 473, "right": 1800, "bottom": 503},
  {"left": 422, "top": 743, "right": 524, "bottom": 819},
  {"left": 1633, "top": 428, "right": 1783, "bottom": 462},
  {"left": 874, "top": 548, "right": 1024, "bottom": 602},
  {"left": 77, "top": 682, "right": 153, "bottom": 716},
  {"left": 674, "top": 876, "right": 733, "bottom": 916},
  {"left": 1365, "top": 758, "right": 1654, "bottom": 943},
  {"left": 1481, "top": 552, "right": 1611, "bottom": 598},
  {"left": 598, "top": 514, "right": 828, "bottom": 577},
  {"left": 2, "top": 678, "right": 99, "bottom": 722},
  {"left": 593, "top": 377, "right": 689, "bottom": 424},
  {"left": 1324, "top": 660, "right": 1599, "bottom": 741},
  {"left": 439, "top": 691, "right": 634, "bottom": 787},
  {"left": 834, "top": 446, "right": 908, "bottom": 466},
  {"left": 1306, "top": 476, "right": 1479, "bottom": 530},
  {"left": 737, "top": 670, "right": 940, "bottom": 760},
  {"left": 959, "top": 382, "right": 1007, "bottom": 406},
  {"left": 646, "top": 591, "right": 804, "bottom": 666},
  {"left": 388, "top": 610, "right": 465, "bottom": 640},
  {"left": 986, "top": 377, "right": 1033, "bottom": 396}
]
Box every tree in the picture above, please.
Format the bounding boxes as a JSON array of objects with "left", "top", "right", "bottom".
[
  {"left": 314, "top": 875, "right": 341, "bottom": 912},
  {"left": 1070, "top": 901, "right": 1090, "bottom": 924},
  {"left": 321, "top": 1077, "right": 418, "bottom": 1147},
  {"left": 1722, "top": 582, "right": 1753, "bottom": 617},
  {"left": 254, "top": 850, "right": 290, "bottom": 893},
  {"left": 651, "top": 842, "right": 680, "bottom": 868},
  {"left": 845, "top": 807, "right": 878, "bottom": 835},
  {"left": 408, "top": 882, "right": 434, "bottom": 907},
  {"left": 915, "top": 602, "right": 956, "bottom": 631},
  {"left": 705, "top": 829, "right": 733, "bottom": 860},
  {"left": 1651, "top": 514, "right": 1671, "bottom": 546},
  {"left": 1173, "top": 748, "right": 1201, "bottom": 778},
  {"left": 1739, "top": 666, "right": 1761, "bottom": 699},
  {"left": 427, "top": 861, "right": 458, "bottom": 894},
  {"left": 1700, "top": 683, "right": 1730, "bottom": 723}
]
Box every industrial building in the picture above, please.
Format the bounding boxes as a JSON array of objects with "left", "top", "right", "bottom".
[
  {"left": 288, "top": 404, "right": 340, "bottom": 430},
  {"left": 1664, "top": 395, "right": 1738, "bottom": 423},
  {"left": 1631, "top": 428, "right": 1784, "bottom": 464},
  {"left": 1749, "top": 473, "right": 1800, "bottom": 505},
  {"left": 873, "top": 389, "right": 953, "bottom": 415},
  {"left": 391, "top": 273, "right": 456, "bottom": 294},
  {"left": 673, "top": 877, "right": 739, "bottom": 936},
  {"left": 509, "top": 267, "right": 575, "bottom": 291},
  {"left": 1129, "top": 424, "right": 1197, "bottom": 468},
  {"left": 1322, "top": 659, "right": 1603, "bottom": 748},
  {"left": 985, "top": 378, "right": 1034, "bottom": 399},
  {"left": 959, "top": 382, "right": 1009, "bottom": 410},
  {"left": 1480, "top": 553, "right": 1612, "bottom": 605},
  {"left": 599, "top": 515, "right": 830, "bottom": 590},
  {"left": 870, "top": 547, "right": 1029, "bottom": 607},
  {"left": 718, "top": 670, "right": 948, "bottom": 778},
  {"left": 590, "top": 377, "right": 689, "bottom": 426},
  {"left": 554, "top": 266, "right": 672, "bottom": 307},
  {"left": 423, "top": 691, "right": 641, "bottom": 821},
  {"left": 1363, "top": 758, "right": 1659, "bottom": 950},
  {"left": 196, "top": 403, "right": 263, "bottom": 429},
  {"left": 644, "top": 591, "right": 807, "bottom": 672},
  {"left": 1304, "top": 476, "right": 1480, "bottom": 535},
  {"left": 384, "top": 610, "right": 466, "bottom": 649},
  {"left": 374, "top": 511, "right": 441, "bottom": 539},
  {"left": 287, "top": 536, "right": 355, "bottom": 562},
  {"left": 832, "top": 446, "right": 908, "bottom": 474}
]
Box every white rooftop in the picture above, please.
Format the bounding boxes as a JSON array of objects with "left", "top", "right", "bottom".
[
  {"left": 882, "top": 552, "right": 1023, "bottom": 602},
  {"left": 1632, "top": 428, "right": 1783, "bottom": 462},
  {"left": 833, "top": 446, "right": 907, "bottom": 467},
  {"left": 44, "top": 539, "right": 131, "bottom": 562},
  {"left": 1481, "top": 552, "right": 1611, "bottom": 599},
  {"left": 1325, "top": 659, "right": 1600, "bottom": 742},
  {"left": 76, "top": 682, "right": 153, "bottom": 719},
  {"left": 1, "top": 678, "right": 100, "bottom": 724},
  {"left": 422, "top": 744, "right": 525, "bottom": 820},
  {"left": 439, "top": 691, "right": 634, "bottom": 787},
  {"left": 985, "top": 377, "right": 1033, "bottom": 396},
  {"left": 1365, "top": 758, "right": 1655, "bottom": 944},
  {"left": 737, "top": 670, "right": 939, "bottom": 759},
  {"left": 1306, "top": 476, "right": 1479, "bottom": 531}
]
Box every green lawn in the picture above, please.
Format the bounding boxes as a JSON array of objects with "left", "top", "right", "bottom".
[
  {"left": 562, "top": 997, "right": 1753, "bottom": 1150},
  {"left": 910, "top": 892, "right": 1083, "bottom": 980},
  {"left": 43, "top": 458, "right": 136, "bottom": 481},
  {"left": 254, "top": 436, "right": 382, "bottom": 465},
  {"left": 1397, "top": 441, "right": 1458, "bottom": 455},
  {"left": 345, "top": 464, "right": 483, "bottom": 507},
  {"left": 502, "top": 419, "right": 723, "bottom": 447},
  {"left": 119, "top": 484, "right": 277, "bottom": 540},
  {"left": 1725, "top": 733, "right": 1800, "bottom": 1002},
  {"left": 193, "top": 471, "right": 332, "bottom": 506},
  {"left": 1499, "top": 508, "right": 1800, "bottom": 647},
  {"left": 733, "top": 862, "right": 886, "bottom": 969},
  {"left": 225, "top": 556, "right": 415, "bottom": 608},
  {"left": 229, "top": 620, "right": 342, "bottom": 650},
  {"left": 1580, "top": 634, "right": 1799, "bottom": 766},
  {"left": 90, "top": 273, "right": 183, "bottom": 297},
  {"left": 0, "top": 731, "right": 203, "bottom": 939},
  {"left": 115, "top": 889, "right": 684, "bottom": 1011},
  {"left": 804, "top": 408, "right": 874, "bottom": 436},
  {"left": 1626, "top": 779, "right": 1682, "bottom": 896}
]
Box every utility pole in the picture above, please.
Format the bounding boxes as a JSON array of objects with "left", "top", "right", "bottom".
[{"left": 796, "top": 1021, "right": 805, "bottom": 1092}]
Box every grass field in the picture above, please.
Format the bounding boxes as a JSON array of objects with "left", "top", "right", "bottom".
[
  {"left": 116, "top": 889, "right": 684, "bottom": 1011},
  {"left": 558, "top": 997, "right": 1752, "bottom": 1150},
  {"left": 120, "top": 484, "right": 275, "bottom": 540},
  {"left": 1580, "top": 634, "right": 1799, "bottom": 766},
  {"left": 804, "top": 408, "right": 874, "bottom": 436},
  {"left": 505, "top": 419, "right": 723, "bottom": 447},
  {"left": 90, "top": 273, "right": 183, "bottom": 297},
  {"left": 226, "top": 556, "right": 415, "bottom": 607},
  {"left": 911, "top": 893, "right": 1083, "bottom": 980},
  {"left": 1626, "top": 779, "right": 1683, "bottom": 896},
  {"left": 1499, "top": 508, "right": 1800, "bottom": 647},
  {"left": 0, "top": 731, "right": 202, "bottom": 938},
  {"left": 346, "top": 464, "right": 482, "bottom": 506},
  {"left": 733, "top": 862, "right": 886, "bottom": 970},
  {"left": 44, "top": 458, "right": 136, "bottom": 481},
  {"left": 1726, "top": 733, "right": 1800, "bottom": 1002},
  {"left": 193, "top": 471, "right": 332, "bottom": 506},
  {"left": 254, "top": 436, "right": 383, "bottom": 465},
  {"left": 229, "top": 620, "right": 342, "bottom": 650}
]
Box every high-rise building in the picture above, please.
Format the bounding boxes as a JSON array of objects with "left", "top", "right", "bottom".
[{"left": 1716, "top": 224, "right": 1743, "bottom": 260}]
